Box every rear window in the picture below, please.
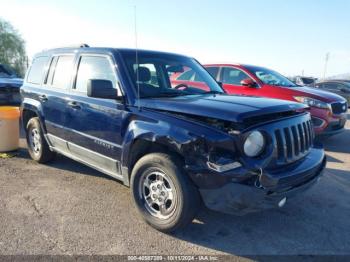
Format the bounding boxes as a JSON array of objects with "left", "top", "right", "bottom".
[{"left": 27, "top": 56, "right": 49, "bottom": 84}]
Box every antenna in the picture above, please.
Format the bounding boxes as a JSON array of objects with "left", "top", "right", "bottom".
[
  {"left": 323, "top": 52, "right": 330, "bottom": 80},
  {"left": 134, "top": 5, "right": 141, "bottom": 111}
]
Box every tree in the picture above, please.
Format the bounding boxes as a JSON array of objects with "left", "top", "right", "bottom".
[{"left": 0, "top": 18, "right": 27, "bottom": 77}]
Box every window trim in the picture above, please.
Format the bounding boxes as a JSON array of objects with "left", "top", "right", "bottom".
[
  {"left": 72, "top": 53, "right": 122, "bottom": 96},
  {"left": 44, "top": 56, "right": 58, "bottom": 86}
]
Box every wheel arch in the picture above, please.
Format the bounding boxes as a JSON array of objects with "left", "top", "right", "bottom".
[{"left": 21, "top": 98, "right": 47, "bottom": 133}]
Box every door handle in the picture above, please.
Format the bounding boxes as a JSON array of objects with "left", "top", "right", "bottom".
[
  {"left": 38, "top": 94, "right": 48, "bottom": 102},
  {"left": 68, "top": 101, "right": 81, "bottom": 110}
]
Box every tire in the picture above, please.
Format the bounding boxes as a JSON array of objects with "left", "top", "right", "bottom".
[
  {"left": 130, "top": 153, "right": 201, "bottom": 233},
  {"left": 26, "top": 117, "right": 55, "bottom": 163}
]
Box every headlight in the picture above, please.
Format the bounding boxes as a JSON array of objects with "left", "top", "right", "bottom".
[
  {"left": 294, "top": 96, "right": 331, "bottom": 109},
  {"left": 243, "top": 131, "right": 265, "bottom": 157}
]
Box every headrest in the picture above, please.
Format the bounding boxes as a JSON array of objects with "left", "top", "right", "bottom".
[{"left": 135, "top": 66, "right": 151, "bottom": 82}]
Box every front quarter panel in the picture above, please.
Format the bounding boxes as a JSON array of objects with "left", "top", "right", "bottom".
[{"left": 120, "top": 107, "right": 237, "bottom": 181}]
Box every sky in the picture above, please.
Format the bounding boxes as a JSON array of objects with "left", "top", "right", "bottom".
[{"left": 1, "top": 0, "right": 350, "bottom": 78}]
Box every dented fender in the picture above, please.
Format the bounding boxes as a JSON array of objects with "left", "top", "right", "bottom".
[{"left": 119, "top": 108, "right": 239, "bottom": 184}]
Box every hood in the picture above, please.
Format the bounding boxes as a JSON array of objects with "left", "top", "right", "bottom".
[
  {"left": 0, "top": 77, "right": 23, "bottom": 89},
  {"left": 285, "top": 85, "right": 345, "bottom": 103},
  {"left": 140, "top": 94, "right": 307, "bottom": 123}
]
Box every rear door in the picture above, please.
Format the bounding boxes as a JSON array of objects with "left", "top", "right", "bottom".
[
  {"left": 42, "top": 55, "right": 76, "bottom": 142},
  {"left": 63, "top": 53, "right": 125, "bottom": 179},
  {"left": 25, "top": 55, "right": 76, "bottom": 141}
]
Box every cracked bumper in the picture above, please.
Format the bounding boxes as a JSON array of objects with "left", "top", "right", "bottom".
[{"left": 199, "top": 149, "right": 326, "bottom": 215}]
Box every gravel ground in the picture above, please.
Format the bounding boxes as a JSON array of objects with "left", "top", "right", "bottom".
[{"left": 0, "top": 112, "right": 349, "bottom": 258}]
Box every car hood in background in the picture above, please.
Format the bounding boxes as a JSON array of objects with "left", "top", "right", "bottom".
[
  {"left": 140, "top": 94, "right": 307, "bottom": 123},
  {"left": 0, "top": 78, "right": 23, "bottom": 89},
  {"left": 286, "top": 85, "right": 346, "bottom": 103}
]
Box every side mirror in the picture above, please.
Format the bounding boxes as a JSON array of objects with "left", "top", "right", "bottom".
[
  {"left": 87, "top": 79, "right": 121, "bottom": 99},
  {"left": 240, "top": 78, "right": 257, "bottom": 88}
]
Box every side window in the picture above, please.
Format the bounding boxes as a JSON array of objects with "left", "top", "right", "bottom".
[
  {"left": 177, "top": 70, "right": 194, "bottom": 81},
  {"left": 27, "top": 56, "right": 49, "bottom": 84},
  {"left": 222, "top": 67, "right": 250, "bottom": 85},
  {"left": 206, "top": 67, "right": 219, "bottom": 79},
  {"left": 52, "top": 56, "right": 74, "bottom": 89},
  {"left": 324, "top": 83, "right": 338, "bottom": 90},
  {"left": 75, "top": 56, "right": 120, "bottom": 94},
  {"left": 335, "top": 83, "right": 347, "bottom": 90}
]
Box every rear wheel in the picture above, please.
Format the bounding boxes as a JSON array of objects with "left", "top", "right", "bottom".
[
  {"left": 26, "top": 117, "right": 55, "bottom": 163},
  {"left": 131, "top": 153, "right": 201, "bottom": 233}
]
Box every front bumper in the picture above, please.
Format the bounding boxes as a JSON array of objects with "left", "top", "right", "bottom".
[
  {"left": 199, "top": 148, "right": 326, "bottom": 215},
  {"left": 310, "top": 107, "right": 347, "bottom": 136},
  {"left": 0, "top": 92, "right": 21, "bottom": 106},
  {"left": 316, "top": 116, "right": 347, "bottom": 137}
]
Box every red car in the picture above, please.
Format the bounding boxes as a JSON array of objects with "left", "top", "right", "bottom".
[{"left": 171, "top": 64, "right": 347, "bottom": 136}]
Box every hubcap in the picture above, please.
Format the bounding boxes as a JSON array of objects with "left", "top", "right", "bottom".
[
  {"left": 29, "top": 128, "right": 41, "bottom": 155},
  {"left": 139, "top": 170, "right": 177, "bottom": 219}
]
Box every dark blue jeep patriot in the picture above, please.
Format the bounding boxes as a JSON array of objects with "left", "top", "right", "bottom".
[{"left": 21, "top": 45, "right": 326, "bottom": 232}]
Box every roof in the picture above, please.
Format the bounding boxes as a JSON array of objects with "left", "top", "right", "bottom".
[{"left": 34, "top": 46, "right": 189, "bottom": 59}]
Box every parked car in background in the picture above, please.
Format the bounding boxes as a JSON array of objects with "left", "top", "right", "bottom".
[
  {"left": 0, "top": 64, "right": 23, "bottom": 105},
  {"left": 21, "top": 46, "right": 326, "bottom": 232},
  {"left": 171, "top": 64, "right": 347, "bottom": 136},
  {"left": 315, "top": 80, "right": 350, "bottom": 105},
  {"left": 290, "top": 76, "right": 317, "bottom": 87}
]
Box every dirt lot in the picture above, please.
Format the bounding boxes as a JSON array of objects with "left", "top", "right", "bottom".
[{"left": 0, "top": 112, "right": 349, "bottom": 258}]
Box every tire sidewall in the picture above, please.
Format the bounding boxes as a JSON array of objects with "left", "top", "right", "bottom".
[
  {"left": 131, "top": 154, "right": 188, "bottom": 231},
  {"left": 26, "top": 118, "right": 44, "bottom": 161}
]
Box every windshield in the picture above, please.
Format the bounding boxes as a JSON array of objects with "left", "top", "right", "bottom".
[
  {"left": 0, "top": 64, "right": 17, "bottom": 78},
  {"left": 245, "top": 65, "right": 297, "bottom": 87},
  {"left": 121, "top": 51, "right": 224, "bottom": 98}
]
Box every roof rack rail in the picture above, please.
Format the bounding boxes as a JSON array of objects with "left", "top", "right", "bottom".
[
  {"left": 51, "top": 44, "right": 90, "bottom": 49},
  {"left": 41, "top": 44, "right": 90, "bottom": 53}
]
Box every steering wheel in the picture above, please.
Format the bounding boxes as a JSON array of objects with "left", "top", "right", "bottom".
[{"left": 174, "top": 83, "right": 190, "bottom": 90}]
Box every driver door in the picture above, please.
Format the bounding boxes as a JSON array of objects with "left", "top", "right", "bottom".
[{"left": 220, "top": 67, "right": 258, "bottom": 96}]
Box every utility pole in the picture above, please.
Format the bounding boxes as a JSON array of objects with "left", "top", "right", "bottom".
[{"left": 323, "top": 52, "right": 330, "bottom": 80}]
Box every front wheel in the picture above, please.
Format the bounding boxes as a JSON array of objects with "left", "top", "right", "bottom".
[{"left": 130, "top": 153, "right": 201, "bottom": 233}]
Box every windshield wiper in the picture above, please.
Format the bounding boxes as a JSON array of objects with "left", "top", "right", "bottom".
[
  {"left": 204, "top": 91, "right": 224, "bottom": 95},
  {"left": 150, "top": 92, "right": 190, "bottom": 98}
]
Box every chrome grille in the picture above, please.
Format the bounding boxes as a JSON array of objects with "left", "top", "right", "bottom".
[{"left": 274, "top": 119, "right": 314, "bottom": 165}]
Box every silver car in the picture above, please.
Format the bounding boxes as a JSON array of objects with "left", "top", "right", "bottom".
[{"left": 315, "top": 80, "right": 350, "bottom": 106}]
